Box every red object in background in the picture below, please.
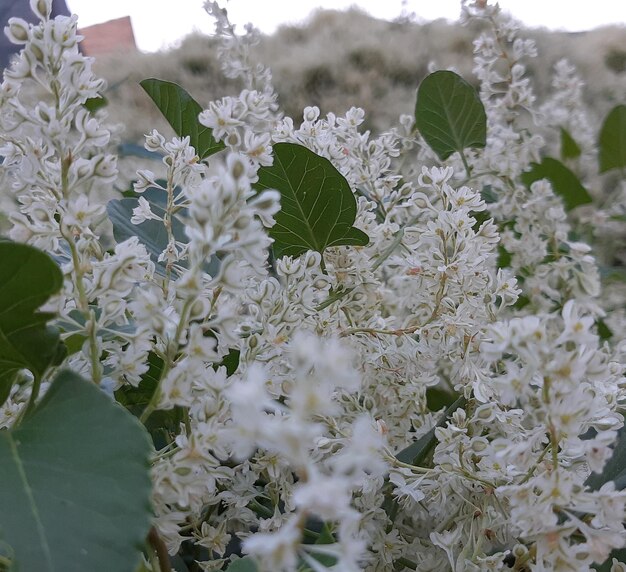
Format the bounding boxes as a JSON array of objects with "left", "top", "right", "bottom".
[{"left": 79, "top": 15, "right": 137, "bottom": 57}]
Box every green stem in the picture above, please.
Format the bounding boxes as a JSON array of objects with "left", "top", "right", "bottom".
[
  {"left": 459, "top": 148, "right": 472, "bottom": 180},
  {"left": 519, "top": 444, "right": 550, "bottom": 484},
  {"left": 372, "top": 215, "right": 420, "bottom": 272},
  {"left": 140, "top": 297, "right": 194, "bottom": 424},
  {"left": 396, "top": 556, "right": 418, "bottom": 570},
  {"left": 162, "top": 170, "right": 176, "bottom": 297},
  {"left": 61, "top": 221, "right": 102, "bottom": 385},
  {"left": 16, "top": 373, "right": 42, "bottom": 425},
  {"left": 315, "top": 287, "right": 354, "bottom": 312}
]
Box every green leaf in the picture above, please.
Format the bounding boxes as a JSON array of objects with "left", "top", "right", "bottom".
[
  {"left": 396, "top": 396, "right": 466, "bottom": 465},
  {"left": 589, "top": 427, "right": 626, "bottom": 572},
  {"left": 254, "top": 143, "right": 369, "bottom": 257},
  {"left": 594, "top": 549, "right": 626, "bottom": 572},
  {"left": 415, "top": 70, "right": 487, "bottom": 161},
  {"left": 497, "top": 244, "right": 512, "bottom": 269},
  {"left": 521, "top": 158, "right": 592, "bottom": 211},
  {"left": 0, "top": 370, "right": 152, "bottom": 572},
  {"left": 106, "top": 186, "right": 220, "bottom": 277},
  {"left": 84, "top": 95, "right": 108, "bottom": 113},
  {"left": 0, "top": 371, "right": 16, "bottom": 410},
  {"left": 140, "top": 78, "right": 225, "bottom": 160},
  {"left": 217, "top": 348, "right": 240, "bottom": 376},
  {"left": 310, "top": 523, "right": 337, "bottom": 567},
  {"left": 560, "top": 127, "right": 582, "bottom": 160},
  {"left": 586, "top": 427, "right": 626, "bottom": 492},
  {"left": 115, "top": 352, "right": 165, "bottom": 413},
  {"left": 115, "top": 352, "right": 182, "bottom": 440},
  {"left": 0, "top": 243, "right": 63, "bottom": 407},
  {"left": 226, "top": 557, "right": 258, "bottom": 572},
  {"left": 599, "top": 104, "right": 626, "bottom": 173},
  {"left": 597, "top": 318, "right": 613, "bottom": 341},
  {"left": 426, "top": 387, "right": 458, "bottom": 411}
]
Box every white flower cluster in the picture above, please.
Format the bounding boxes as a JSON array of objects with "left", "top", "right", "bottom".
[{"left": 1, "top": 1, "right": 625, "bottom": 571}]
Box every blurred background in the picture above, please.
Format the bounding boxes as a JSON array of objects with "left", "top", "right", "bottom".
[
  {"left": 65, "top": 1, "right": 626, "bottom": 53},
  {"left": 1, "top": 0, "right": 625, "bottom": 139}
]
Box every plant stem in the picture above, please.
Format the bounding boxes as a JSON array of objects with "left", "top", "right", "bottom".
[
  {"left": 372, "top": 214, "right": 420, "bottom": 272},
  {"left": 396, "top": 556, "right": 418, "bottom": 570},
  {"left": 16, "top": 373, "right": 42, "bottom": 425},
  {"left": 459, "top": 148, "right": 472, "bottom": 180},
  {"left": 148, "top": 527, "right": 172, "bottom": 572},
  {"left": 140, "top": 296, "right": 194, "bottom": 423}
]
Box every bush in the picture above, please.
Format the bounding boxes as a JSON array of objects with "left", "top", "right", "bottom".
[{"left": 1, "top": 1, "right": 626, "bottom": 571}]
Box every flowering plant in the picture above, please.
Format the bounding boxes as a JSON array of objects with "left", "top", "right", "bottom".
[{"left": 0, "top": 1, "right": 625, "bottom": 571}]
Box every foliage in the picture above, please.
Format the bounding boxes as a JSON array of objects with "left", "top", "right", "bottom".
[
  {"left": 415, "top": 70, "right": 487, "bottom": 162},
  {"left": 0, "top": 370, "right": 153, "bottom": 572},
  {"left": 521, "top": 157, "right": 593, "bottom": 210},
  {"left": 253, "top": 142, "right": 369, "bottom": 257},
  {"left": 1, "top": 2, "right": 626, "bottom": 572},
  {"left": 140, "top": 78, "right": 225, "bottom": 160},
  {"left": 0, "top": 243, "right": 63, "bottom": 407},
  {"left": 599, "top": 104, "right": 626, "bottom": 173}
]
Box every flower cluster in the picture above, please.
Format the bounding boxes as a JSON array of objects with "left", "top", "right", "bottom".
[{"left": 1, "top": 1, "right": 625, "bottom": 571}]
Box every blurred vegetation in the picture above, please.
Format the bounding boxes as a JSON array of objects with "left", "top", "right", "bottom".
[{"left": 92, "top": 8, "right": 626, "bottom": 141}]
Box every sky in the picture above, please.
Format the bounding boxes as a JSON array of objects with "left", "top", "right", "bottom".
[{"left": 66, "top": 0, "right": 626, "bottom": 53}]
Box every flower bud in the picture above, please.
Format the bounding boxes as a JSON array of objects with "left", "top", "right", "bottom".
[
  {"left": 30, "top": 0, "right": 52, "bottom": 21},
  {"left": 144, "top": 129, "right": 165, "bottom": 152},
  {"left": 5, "top": 18, "right": 30, "bottom": 44},
  {"left": 93, "top": 154, "right": 117, "bottom": 180}
]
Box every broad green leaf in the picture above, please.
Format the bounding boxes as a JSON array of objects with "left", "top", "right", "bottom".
[
  {"left": 226, "top": 557, "right": 258, "bottom": 572},
  {"left": 396, "top": 396, "right": 466, "bottom": 465},
  {"left": 0, "top": 243, "right": 63, "bottom": 407},
  {"left": 521, "top": 158, "right": 592, "bottom": 211},
  {"left": 140, "top": 78, "right": 225, "bottom": 160},
  {"left": 0, "top": 370, "right": 152, "bottom": 572},
  {"left": 415, "top": 70, "right": 487, "bottom": 161},
  {"left": 106, "top": 186, "right": 220, "bottom": 277},
  {"left": 599, "top": 104, "right": 626, "bottom": 173},
  {"left": 254, "top": 143, "right": 369, "bottom": 257},
  {"left": 560, "top": 127, "right": 581, "bottom": 160}
]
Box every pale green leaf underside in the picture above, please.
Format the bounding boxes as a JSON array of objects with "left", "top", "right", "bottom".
[
  {"left": 254, "top": 142, "right": 369, "bottom": 258},
  {"left": 415, "top": 70, "right": 487, "bottom": 161},
  {"left": 226, "top": 557, "right": 259, "bottom": 572},
  {"left": 107, "top": 187, "right": 220, "bottom": 277},
  {"left": 0, "top": 370, "right": 152, "bottom": 572}
]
